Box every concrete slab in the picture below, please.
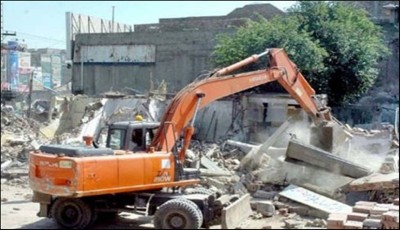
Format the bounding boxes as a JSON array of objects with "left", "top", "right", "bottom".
[
  {"left": 279, "top": 184, "right": 352, "bottom": 215},
  {"left": 225, "top": 139, "right": 258, "bottom": 153},
  {"left": 286, "top": 139, "right": 372, "bottom": 178},
  {"left": 240, "top": 119, "right": 291, "bottom": 171},
  {"left": 310, "top": 121, "right": 349, "bottom": 153}
]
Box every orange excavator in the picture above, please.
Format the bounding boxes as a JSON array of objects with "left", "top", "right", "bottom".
[{"left": 29, "top": 48, "right": 333, "bottom": 229}]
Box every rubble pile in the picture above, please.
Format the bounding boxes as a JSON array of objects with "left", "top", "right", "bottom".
[
  {"left": 1, "top": 110, "right": 49, "bottom": 163},
  {"left": 184, "top": 116, "right": 399, "bottom": 228},
  {"left": 1, "top": 110, "right": 52, "bottom": 186}
]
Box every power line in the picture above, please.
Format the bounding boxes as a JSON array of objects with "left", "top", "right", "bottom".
[{"left": 16, "top": 32, "right": 65, "bottom": 43}]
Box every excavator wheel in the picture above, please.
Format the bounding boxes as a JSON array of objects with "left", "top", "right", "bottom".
[
  {"left": 51, "top": 198, "right": 94, "bottom": 229},
  {"left": 174, "top": 198, "right": 203, "bottom": 224},
  {"left": 153, "top": 199, "right": 203, "bottom": 229}
]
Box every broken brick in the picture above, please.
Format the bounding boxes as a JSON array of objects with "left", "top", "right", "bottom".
[
  {"left": 382, "top": 211, "right": 399, "bottom": 223},
  {"left": 352, "top": 205, "right": 373, "bottom": 214},
  {"left": 343, "top": 220, "right": 363, "bottom": 229},
  {"left": 355, "top": 201, "right": 376, "bottom": 207},
  {"left": 370, "top": 206, "right": 389, "bottom": 215},
  {"left": 394, "top": 198, "right": 399, "bottom": 206},
  {"left": 327, "top": 213, "right": 347, "bottom": 227}
]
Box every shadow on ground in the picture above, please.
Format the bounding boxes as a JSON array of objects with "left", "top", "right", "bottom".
[{"left": 20, "top": 214, "right": 154, "bottom": 229}]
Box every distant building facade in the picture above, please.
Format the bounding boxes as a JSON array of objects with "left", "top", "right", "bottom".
[{"left": 71, "top": 4, "right": 284, "bottom": 95}]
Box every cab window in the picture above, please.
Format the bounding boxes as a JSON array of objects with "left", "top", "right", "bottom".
[
  {"left": 96, "top": 127, "right": 109, "bottom": 148},
  {"left": 108, "top": 129, "right": 126, "bottom": 150}
]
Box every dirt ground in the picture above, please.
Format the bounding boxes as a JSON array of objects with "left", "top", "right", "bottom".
[{"left": 1, "top": 182, "right": 293, "bottom": 229}]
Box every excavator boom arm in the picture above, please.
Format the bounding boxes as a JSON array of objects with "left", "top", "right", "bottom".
[{"left": 151, "top": 48, "right": 329, "bottom": 152}]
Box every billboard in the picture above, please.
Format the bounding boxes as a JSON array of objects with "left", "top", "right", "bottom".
[
  {"left": 51, "top": 55, "right": 62, "bottom": 88},
  {"left": 19, "top": 52, "right": 31, "bottom": 69},
  {"left": 1, "top": 49, "right": 6, "bottom": 84},
  {"left": 7, "top": 41, "right": 19, "bottom": 90},
  {"left": 41, "top": 55, "right": 53, "bottom": 89},
  {"left": 66, "top": 12, "right": 133, "bottom": 60}
]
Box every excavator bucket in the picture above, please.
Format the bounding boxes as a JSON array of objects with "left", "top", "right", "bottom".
[{"left": 221, "top": 193, "right": 252, "bottom": 229}]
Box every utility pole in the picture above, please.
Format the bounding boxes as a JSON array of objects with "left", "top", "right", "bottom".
[
  {"left": 1, "top": 2, "right": 17, "bottom": 42},
  {"left": 27, "top": 70, "right": 34, "bottom": 118},
  {"left": 112, "top": 6, "right": 115, "bottom": 32}
]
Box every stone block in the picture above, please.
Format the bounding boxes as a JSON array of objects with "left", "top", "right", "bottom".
[
  {"left": 278, "top": 208, "right": 289, "bottom": 217},
  {"left": 363, "top": 218, "right": 382, "bottom": 228},
  {"left": 252, "top": 190, "right": 277, "bottom": 200},
  {"left": 347, "top": 212, "right": 369, "bottom": 221},
  {"left": 253, "top": 200, "right": 275, "bottom": 217}
]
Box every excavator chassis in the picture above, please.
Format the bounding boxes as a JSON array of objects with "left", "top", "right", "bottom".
[{"left": 32, "top": 188, "right": 252, "bottom": 229}]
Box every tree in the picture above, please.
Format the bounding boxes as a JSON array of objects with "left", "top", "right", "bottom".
[{"left": 212, "top": 1, "right": 389, "bottom": 105}]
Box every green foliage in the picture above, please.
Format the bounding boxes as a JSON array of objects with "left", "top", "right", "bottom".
[{"left": 212, "top": 1, "right": 389, "bottom": 105}]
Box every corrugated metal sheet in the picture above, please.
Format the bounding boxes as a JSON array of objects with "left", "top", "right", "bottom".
[{"left": 78, "top": 45, "right": 155, "bottom": 63}]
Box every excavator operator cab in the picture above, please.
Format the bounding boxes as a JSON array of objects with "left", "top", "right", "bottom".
[{"left": 95, "top": 121, "right": 160, "bottom": 152}]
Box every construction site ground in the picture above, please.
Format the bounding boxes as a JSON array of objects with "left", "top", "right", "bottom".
[{"left": 1, "top": 183, "right": 299, "bottom": 229}]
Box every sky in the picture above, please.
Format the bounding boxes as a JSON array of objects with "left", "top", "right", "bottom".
[{"left": 2, "top": 1, "right": 296, "bottom": 50}]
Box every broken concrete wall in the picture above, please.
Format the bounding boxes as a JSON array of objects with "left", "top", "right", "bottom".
[
  {"left": 253, "top": 157, "right": 354, "bottom": 198},
  {"left": 55, "top": 95, "right": 98, "bottom": 136},
  {"left": 243, "top": 94, "right": 309, "bottom": 144},
  {"left": 195, "top": 100, "right": 234, "bottom": 142}
]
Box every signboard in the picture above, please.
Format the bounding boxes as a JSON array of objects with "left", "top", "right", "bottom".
[
  {"left": 7, "top": 41, "right": 19, "bottom": 90},
  {"left": 1, "top": 49, "right": 7, "bottom": 84},
  {"left": 19, "top": 52, "right": 31, "bottom": 68},
  {"left": 51, "top": 55, "right": 62, "bottom": 88},
  {"left": 42, "top": 73, "right": 52, "bottom": 89},
  {"left": 1, "top": 49, "right": 6, "bottom": 71},
  {"left": 41, "top": 55, "right": 53, "bottom": 89},
  {"left": 279, "top": 184, "right": 352, "bottom": 214}
]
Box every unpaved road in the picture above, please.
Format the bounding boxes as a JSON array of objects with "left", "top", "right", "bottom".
[
  {"left": 1, "top": 181, "right": 288, "bottom": 229},
  {"left": 1, "top": 182, "right": 154, "bottom": 229}
]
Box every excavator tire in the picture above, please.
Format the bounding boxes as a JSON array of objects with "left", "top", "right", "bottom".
[
  {"left": 153, "top": 199, "right": 203, "bottom": 229},
  {"left": 174, "top": 198, "right": 203, "bottom": 224},
  {"left": 51, "top": 198, "right": 94, "bottom": 229}
]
